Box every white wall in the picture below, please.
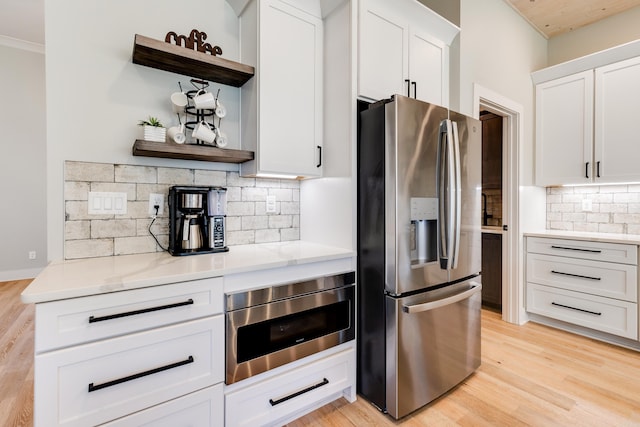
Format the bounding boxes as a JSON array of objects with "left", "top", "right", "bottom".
[
  {"left": 45, "top": 0, "right": 242, "bottom": 261},
  {"left": 0, "top": 43, "right": 47, "bottom": 280},
  {"left": 548, "top": 6, "right": 640, "bottom": 66},
  {"left": 457, "top": 0, "right": 547, "bottom": 186}
]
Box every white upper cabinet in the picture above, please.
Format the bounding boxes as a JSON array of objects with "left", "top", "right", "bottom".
[
  {"left": 357, "top": 0, "right": 458, "bottom": 106},
  {"left": 236, "top": 0, "right": 323, "bottom": 178},
  {"left": 535, "top": 71, "right": 594, "bottom": 186},
  {"left": 533, "top": 42, "right": 640, "bottom": 186},
  {"left": 595, "top": 56, "right": 640, "bottom": 183}
]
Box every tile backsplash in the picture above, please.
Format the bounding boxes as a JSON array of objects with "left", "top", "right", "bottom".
[
  {"left": 546, "top": 185, "right": 640, "bottom": 234},
  {"left": 64, "top": 161, "right": 300, "bottom": 259}
]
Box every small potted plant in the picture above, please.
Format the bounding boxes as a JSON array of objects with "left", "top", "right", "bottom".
[{"left": 138, "top": 116, "right": 166, "bottom": 142}]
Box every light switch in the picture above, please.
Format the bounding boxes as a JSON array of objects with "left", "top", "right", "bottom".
[{"left": 88, "top": 192, "right": 128, "bottom": 215}]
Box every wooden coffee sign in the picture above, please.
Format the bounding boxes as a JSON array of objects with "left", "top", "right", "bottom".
[{"left": 165, "top": 29, "right": 223, "bottom": 56}]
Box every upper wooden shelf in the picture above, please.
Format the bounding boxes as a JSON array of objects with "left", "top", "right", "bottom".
[
  {"left": 133, "top": 139, "right": 254, "bottom": 163},
  {"left": 132, "top": 34, "right": 255, "bottom": 87}
]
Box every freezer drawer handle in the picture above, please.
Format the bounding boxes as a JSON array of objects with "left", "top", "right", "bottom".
[
  {"left": 88, "top": 299, "right": 194, "bottom": 323},
  {"left": 551, "top": 270, "right": 601, "bottom": 281},
  {"left": 268, "top": 378, "right": 329, "bottom": 406},
  {"left": 550, "top": 245, "right": 602, "bottom": 254},
  {"left": 551, "top": 302, "right": 602, "bottom": 316},
  {"left": 88, "top": 355, "right": 194, "bottom": 392},
  {"left": 402, "top": 283, "right": 482, "bottom": 314}
]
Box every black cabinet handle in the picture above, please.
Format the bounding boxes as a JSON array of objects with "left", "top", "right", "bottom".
[
  {"left": 585, "top": 162, "right": 589, "bottom": 179},
  {"left": 551, "top": 302, "right": 601, "bottom": 316},
  {"left": 550, "top": 245, "right": 601, "bottom": 254},
  {"left": 89, "top": 299, "right": 194, "bottom": 323},
  {"left": 269, "top": 378, "right": 329, "bottom": 406},
  {"left": 317, "top": 145, "right": 322, "bottom": 168},
  {"left": 551, "top": 270, "right": 601, "bottom": 281},
  {"left": 405, "top": 79, "right": 411, "bottom": 97},
  {"left": 88, "top": 355, "right": 194, "bottom": 392},
  {"left": 597, "top": 161, "right": 601, "bottom": 178},
  {"left": 411, "top": 81, "right": 417, "bottom": 99}
]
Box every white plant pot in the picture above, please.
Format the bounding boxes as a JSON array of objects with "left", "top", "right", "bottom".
[{"left": 143, "top": 126, "right": 166, "bottom": 142}]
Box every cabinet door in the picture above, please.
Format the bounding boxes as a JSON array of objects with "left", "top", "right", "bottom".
[
  {"left": 259, "top": 0, "right": 323, "bottom": 177},
  {"left": 408, "top": 27, "right": 448, "bottom": 106},
  {"left": 535, "top": 70, "right": 594, "bottom": 186},
  {"left": 358, "top": 0, "right": 409, "bottom": 101},
  {"left": 595, "top": 56, "right": 640, "bottom": 183}
]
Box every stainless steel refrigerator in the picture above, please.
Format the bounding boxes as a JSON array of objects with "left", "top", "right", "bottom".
[{"left": 357, "top": 95, "right": 482, "bottom": 419}]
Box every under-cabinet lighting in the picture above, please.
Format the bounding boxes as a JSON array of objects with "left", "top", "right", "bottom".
[
  {"left": 256, "top": 173, "right": 301, "bottom": 180},
  {"left": 561, "top": 181, "right": 640, "bottom": 187}
]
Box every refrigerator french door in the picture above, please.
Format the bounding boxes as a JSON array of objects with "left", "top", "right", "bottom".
[{"left": 357, "top": 95, "right": 482, "bottom": 419}]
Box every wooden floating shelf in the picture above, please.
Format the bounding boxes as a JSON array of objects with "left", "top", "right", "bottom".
[
  {"left": 132, "top": 34, "right": 255, "bottom": 87},
  {"left": 133, "top": 139, "right": 254, "bottom": 163}
]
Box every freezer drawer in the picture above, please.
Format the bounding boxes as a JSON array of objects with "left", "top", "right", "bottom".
[{"left": 385, "top": 281, "right": 481, "bottom": 419}]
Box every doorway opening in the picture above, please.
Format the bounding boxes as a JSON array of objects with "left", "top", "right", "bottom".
[
  {"left": 473, "top": 84, "right": 524, "bottom": 324},
  {"left": 480, "top": 111, "right": 503, "bottom": 313}
]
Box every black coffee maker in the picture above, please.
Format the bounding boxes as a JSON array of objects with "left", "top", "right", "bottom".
[{"left": 168, "top": 186, "right": 229, "bottom": 256}]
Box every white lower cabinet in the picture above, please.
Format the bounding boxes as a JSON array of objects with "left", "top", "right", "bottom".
[
  {"left": 102, "top": 384, "right": 223, "bottom": 427},
  {"left": 526, "top": 236, "right": 639, "bottom": 342},
  {"left": 36, "top": 316, "right": 223, "bottom": 427},
  {"left": 225, "top": 348, "right": 355, "bottom": 427},
  {"left": 33, "top": 278, "right": 225, "bottom": 427}
]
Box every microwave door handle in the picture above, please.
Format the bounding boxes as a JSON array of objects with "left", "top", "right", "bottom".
[
  {"left": 451, "top": 121, "right": 462, "bottom": 269},
  {"left": 437, "top": 119, "right": 455, "bottom": 270},
  {"left": 403, "top": 282, "right": 482, "bottom": 314}
]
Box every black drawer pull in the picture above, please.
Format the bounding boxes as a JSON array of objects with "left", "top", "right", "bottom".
[
  {"left": 269, "top": 378, "right": 329, "bottom": 406},
  {"left": 551, "top": 302, "right": 602, "bottom": 316},
  {"left": 550, "top": 245, "right": 602, "bottom": 254},
  {"left": 88, "top": 355, "right": 194, "bottom": 392},
  {"left": 89, "top": 299, "right": 194, "bottom": 323},
  {"left": 551, "top": 270, "right": 601, "bottom": 281}
]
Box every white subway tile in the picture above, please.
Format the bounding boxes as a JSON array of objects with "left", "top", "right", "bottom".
[
  {"left": 227, "top": 230, "right": 255, "bottom": 245},
  {"left": 255, "top": 229, "right": 280, "bottom": 243},
  {"left": 65, "top": 161, "right": 114, "bottom": 182},
  {"left": 65, "top": 221, "right": 90, "bottom": 240},
  {"left": 158, "top": 167, "right": 194, "bottom": 185},
  {"left": 91, "top": 219, "right": 137, "bottom": 239},
  {"left": 599, "top": 223, "right": 624, "bottom": 234},
  {"left": 227, "top": 201, "right": 255, "bottom": 216},
  {"left": 65, "top": 182, "right": 90, "bottom": 201},
  {"left": 115, "top": 165, "right": 157, "bottom": 184},
  {"left": 65, "top": 239, "right": 114, "bottom": 259},
  {"left": 195, "top": 170, "right": 227, "bottom": 186},
  {"left": 242, "top": 187, "right": 268, "bottom": 201},
  {"left": 242, "top": 216, "right": 269, "bottom": 230},
  {"left": 114, "top": 236, "right": 158, "bottom": 255}
]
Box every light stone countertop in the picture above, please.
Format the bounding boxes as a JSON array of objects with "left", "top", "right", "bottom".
[
  {"left": 524, "top": 229, "right": 640, "bottom": 245},
  {"left": 21, "top": 241, "right": 355, "bottom": 304}
]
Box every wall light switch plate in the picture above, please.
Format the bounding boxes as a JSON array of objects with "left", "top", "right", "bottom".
[
  {"left": 88, "top": 192, "right": 127, "bottom": 215},
  {"left": 582, "top": 199, "right": 593, "bottom": 212}
]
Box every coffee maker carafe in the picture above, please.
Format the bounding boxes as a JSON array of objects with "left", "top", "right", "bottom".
[{"left": 169, "top": 186, "right": 229, "bottom": 256}]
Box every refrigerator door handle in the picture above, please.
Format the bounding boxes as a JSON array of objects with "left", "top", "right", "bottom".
[
  {"left": 437, "top": 119, "right": 456, "bottom": 270},
  {"left": 402, "top": 283, "right": 482, "bottom": 314},
  {"left": 451, "top": 120, "right": 462, "bottom": 269}
]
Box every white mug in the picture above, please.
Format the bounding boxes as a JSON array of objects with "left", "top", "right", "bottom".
[
  {"left": 214, "top": 101, "right": 227, "bottom": 118},
  {"left": 192, "top": 121, "right": 216, "bottom": 143},
  {"left": 170, "top": 92, "right": 188, "bottom": 113},
  {"left": 168, "top": 125, "right": 186, "bottom": 144},
  {"left": 193, "top": 90, "right": 216, "bottom": 110},
  {"left": 215, "top": 129, "right": 228, "bottom": 148}
]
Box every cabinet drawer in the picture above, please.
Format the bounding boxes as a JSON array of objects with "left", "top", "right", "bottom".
[
  {"left": 35, "top": 316, "right": 224, "bottom": 427},
  {"left": 526, "top": 237, "right": 637, "bottom": 265},
  {"left": 35, "top": 277, "right": 223, "bottom": 352},
  {"left": 527, "top": 253, "right": 637, "bottom": 302},
  {"left": 102, "top": 384, "right": 223, "bottom": 427},
  {"left": 225, "top": 348, "right": 354, "bottom": 427},
  {"left": 526, "top": 283, "right": 637, "bottom": 339}
]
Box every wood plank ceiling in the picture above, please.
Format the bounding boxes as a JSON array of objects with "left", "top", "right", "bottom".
[{"left": 504, "top": 0, "right": 640, "bottom": 38}]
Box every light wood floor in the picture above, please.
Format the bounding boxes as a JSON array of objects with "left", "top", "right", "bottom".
[{"left": 2, "top": 279, "right": 640, "bottom": 426}]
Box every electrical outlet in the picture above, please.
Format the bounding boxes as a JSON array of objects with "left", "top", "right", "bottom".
[
  {"left": 28, "top": 251, "right": 36, "bottom": 260},
  {"left": 148, "top": 193, "right": 165, "bottom": 216},
  {"left": 266, "top": 195, "right": 277, "bottom": 213},
  {"left": 582, "top": 199, "right": 593, "bottom": 212}
]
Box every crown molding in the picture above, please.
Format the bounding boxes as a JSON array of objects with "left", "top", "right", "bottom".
[{"left": 0, "top": 34, "right": 45, "bottom": 54}]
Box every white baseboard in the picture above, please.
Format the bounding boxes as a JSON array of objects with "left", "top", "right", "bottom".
[{"left": 0, "top": 267, "right": 43, "bottom": 282}]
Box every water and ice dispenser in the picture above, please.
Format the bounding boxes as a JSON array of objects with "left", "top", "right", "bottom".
[{"left": 410, "top": 197, "right": 438, "bottom": 265}]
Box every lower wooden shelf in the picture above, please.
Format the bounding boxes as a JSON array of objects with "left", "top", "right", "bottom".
[{"left": 132, "top": 140, "right": 254, "bottom": 163}]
